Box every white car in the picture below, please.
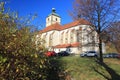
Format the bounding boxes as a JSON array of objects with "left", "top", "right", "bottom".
[
  {"left": 80, "top": 52, "right": 87, "bottom": 57},
  {"left": 80, "top": 51, "right": 98, "bottom": 57}
]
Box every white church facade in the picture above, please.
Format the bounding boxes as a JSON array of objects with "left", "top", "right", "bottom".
[{"left": 37, "top": 8, "right": 105, "bottom": 54}]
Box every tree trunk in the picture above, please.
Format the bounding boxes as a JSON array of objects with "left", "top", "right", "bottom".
[
  {"left": 99, "top": 37, "right": 103, "bottom": 63},
  {"left": 97, "top": 1, "right": 103, "bottom": 63}
]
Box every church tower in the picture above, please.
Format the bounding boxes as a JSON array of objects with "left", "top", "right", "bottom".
[{"left": 46, "top": 8, "right": 61, "bottom": 27}]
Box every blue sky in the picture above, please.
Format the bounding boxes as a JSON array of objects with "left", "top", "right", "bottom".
[{"left": 5, "top": 0, "right": 74, "bottom": 30}]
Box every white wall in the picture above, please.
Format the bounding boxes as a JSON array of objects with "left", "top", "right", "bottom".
[
  {"left": 46, "top": 15, "right": 61, "bottom": 27},
  {"left": 39, "top": 24, "right": 105, "bottom": 54}
]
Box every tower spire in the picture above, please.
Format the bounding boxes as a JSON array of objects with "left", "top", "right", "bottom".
[{"left": 52, "top": 8, "right": 56, "bottom": 13}]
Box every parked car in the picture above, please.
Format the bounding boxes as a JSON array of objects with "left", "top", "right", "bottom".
[
  {"left": 58, "top": 51, "right": 69, "bottom": 56},
  {"left": 45, "top": 51, "right": 56, "bottom": 57},
  {"left": 80, "top": 51, "right": 98, "bottom": 57},
  {"left": 103, "top": 53, "right": 119, "bottom": 58},
  {"left": 80, "top": 51, "right": 87, "bottom": 57},
  {"left": 118, "top": 54, "right": 120, "bottom": 58}
]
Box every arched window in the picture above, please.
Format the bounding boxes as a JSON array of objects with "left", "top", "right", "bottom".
[
  {"left": 70, "top": 29, "right": 75, "bottom": 43},
  {"left": 48, "top": 18, "right": 49, "bottom": 21},
  {"left": 56, "top": 18, "right": 57, "bottom": 21},
  {"left": 76, "top": 28, "right": 82, "bottom": 42},
  {"left": 65, "top": 31, "right": 68, "bottom": 43},
  {"left": 61, "top": 32, "right": 64, "bottom": 44},
  {"left": 49, "top": 32, "right": 54, "bottom": 47},
  {"left": 42, "top": 34, "right": 47, "bottom": 46}
]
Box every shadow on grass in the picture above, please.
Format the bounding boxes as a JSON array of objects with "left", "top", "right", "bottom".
[
  {"left": 46, "top": 57, "right": 66, "bottom": 80},
  {"left": 93, "top": 59, "right": 120, "bottom": 80}
]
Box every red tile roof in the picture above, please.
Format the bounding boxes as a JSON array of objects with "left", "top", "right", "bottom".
[
  {"left": 40, "top": 23, "right": 62, "bottom": 33},
  {"left": 61, "top": 19, "right": 91, "bottom": 30},
  {"left": 40, "top": 19, "right": 91, "bottom": 33},
  {"left": 71, "top": 42, "right": 80, "bottom": 47},
  {"left": 54, "top": 42, "right": 80, "bottom": 48}
]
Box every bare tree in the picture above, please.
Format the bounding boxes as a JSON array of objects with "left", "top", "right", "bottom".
[
  {"left": 70, "top": 0, "right": 120, "bottom": 63},
  {"left": 108, "top": 22, "right": 120, "bottom": 53}
]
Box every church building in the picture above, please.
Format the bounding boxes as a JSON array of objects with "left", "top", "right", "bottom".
[{"left": 37, "top": 8, "right": 104, "bottom": 54}]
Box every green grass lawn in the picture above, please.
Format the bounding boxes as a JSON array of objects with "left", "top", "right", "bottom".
[{"left": 56, "top": 56, "right": 120, "bottom": 80}]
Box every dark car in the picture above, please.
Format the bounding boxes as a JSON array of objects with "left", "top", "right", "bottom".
[
  {"left": 80, "top": 51, "right": 98, "bottom": 57},
  {"left": 45, "top": 51, "right": 56, "bottom": 57},
  {"left": 103, "top": 53, "right": 119, "bottom": 58},
  {"left": 58, "top": 51, "right": 69, "bottom": 56},
  {"left": 118, "top": 54, "right": 120, "bottom": 58}
]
